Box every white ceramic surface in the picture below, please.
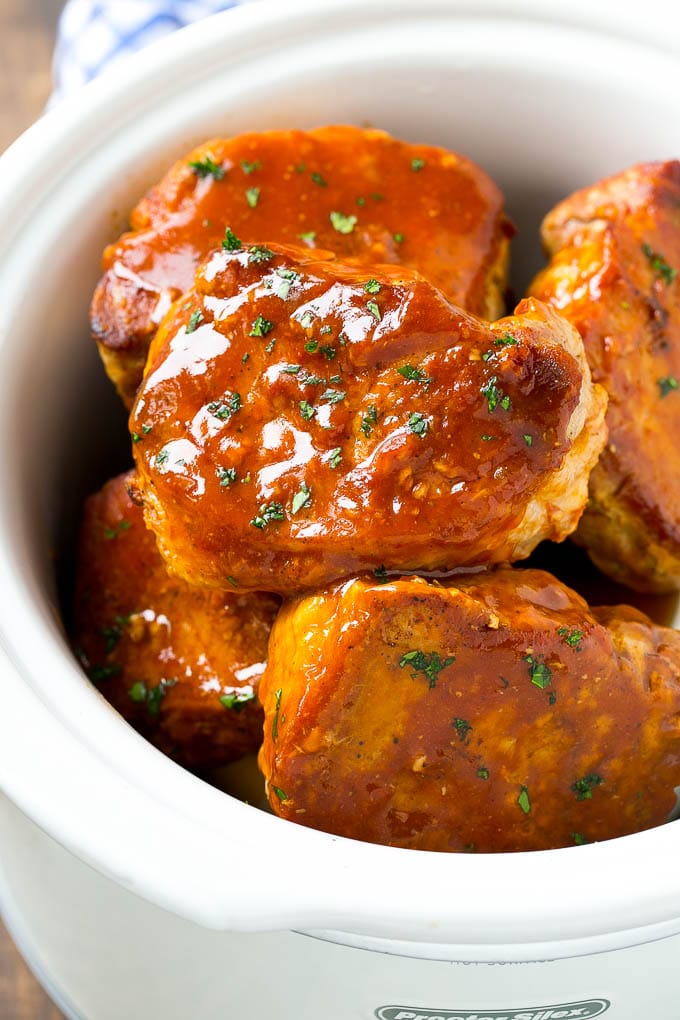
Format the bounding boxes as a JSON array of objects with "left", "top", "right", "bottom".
[{"left": 0, "top": 1, "right": 679, "bottom": 1004}]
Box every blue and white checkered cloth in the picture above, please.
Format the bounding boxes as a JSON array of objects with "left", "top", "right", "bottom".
[{"left": 52, "top": 0, "right": 244, "bottom": 102}]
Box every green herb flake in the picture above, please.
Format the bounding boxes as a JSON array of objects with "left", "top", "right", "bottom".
[
  {"left": 87, "top": 663, "right": 122, "bottom": 684},
  {"left": 298, "top": 231, "right": 316, "bottom": 244},
  {"left": 326, "top": 447, "right": 342, "bottom": 469},
  {"left": 240, "top": 158, "right": 262, "bottom": 175},
  {"left": 207, "top": 392, "right": 241, "bottom": 420},
  {"left": 188, "top": 156, "right": 224, "bottom": 180},
  {"left": 481, "top": 376, "right": 511, "bottom": 413},
  {"left": 249, "top": 315, "right": 274, "bottom": 338},
  {"left": 272, "top": 267, "right": 299, "bottom": 301},
  {"left": 272, "top": 688, "right": 283, "bottom": 740},
  {"left": 100, "top": 616, "right": 129, "bottom": 654},
  {"left": 320, "top": 388, "right": 346, "bottom": 404},
  {"left": 658, "top": 376, "right": 679, "bottom": 398},
  {"left": 248, "top": 245, "right": 274, "bottom": 264},
  {"left": 494, "top": 333, "right": 519, "bottom": 348},
  {"left": 281, "top": 364, "right": 302, "bottom": 375},
  {"left": 219, "top": 689, "right": 256, "bottom": 711},
  {"left": 364, "top": 279, "right": 381, "bottom": 294},
  {"left": 154, "top": 448, "right": 169, "bottom": 470},
  {"left": 131, "top": 432, "right": 141, "bottom": 444},
  {"left": 128, "top": 680, "right": 147, "bottom": 703},
  {"left": 304, "top": 339, "right": 319, "bottom": 354},
  {"left": 558, "top": 627, "right": 584, "bottom": 651},
  {"left": 356, "top": 196, "right": 366, "bottom": 206},
  {"left": 222, "top": 226, "right": 242, "bottom": 251},
  {"left": 226, "top": 576, "right": 239, "bottom": 588},
  {"left": 295, "top": 163, "right": 306, "bottom": 174},
  {"left": 128, "top": 678, "right": 176, "bottom": 717},
  {"left": 242, "top": 352, "right": 249, "bottom": 363},
  {"left": 411, "top": 157, "right": 426, "bottom": 172},
  {"left": 524, "top": 653, "right": 552, "bottom": 690},
  {"left": 330, "top": 210, "right": 357, "bottom": 235},
  {"left": 291, "top": 483, "right": 312, "bottom": 515},
  {"left": 399, "top": 649, "right": 455, "bottom": 689},
  {"left": 476, "top": 767, "right": 490, "bottom": 780},
  {"left": 393, "top": 232, "right": 404, "bottom": 244},
  {"left": 517, "top": 786, "right": 531, "bottom": 815},
  {"left": 397, "top": 364, "right": 433, "bottom": 388},
  {"left": 186, "top": 309, "right": 204, "bottom": 333},
  {"left": 407, "top": 411, "right": 429, "bottom": 437},
  {"left": 299, "top": 400, "right": 315, "bottom": 421},
  {"left": 366, "top": 300, "right": 381, "bottom": 321},
  {"left": 250, "top": 502, "right": 286, "bottom": 529},
  {"left": 452, "top": 717, "right": 472, "bottom": 742},
  {"left": 217, "top": 467, "right": 237, "bottom": 488},
  {"left": 572, "top": 773, "right": 604, "bottom": 801},
  {"left": 142, "top": 424, "right": 152, "bottom": 435},
  {"left": 300, "top": 309, "right": 316, "bottom": 329},
  {"left": 361, "top": 404, "right": 378, "bottom": 437},
  {"left": 311, "top": 171, "right": 327, "bottom": 187},
  {"left": 572, "top": 832, "right": 589, "bottom": 846},
  {"left": 273, "top": 786, "right": 288, "bottom": 802},
  {"left": 481, "top": 434, "right": 496, "bottom": 442},
  {"left": 245, "top": 186, "right": 260, "bottom": 208},
  {"left": 373, "top": 565, "right": 388, "bottom": 583},
  {"left": 320, "top": 345, "right": 336, "bottom": 361},
  {"left": 642, "top": 242, "right": 677, "bottom": 284},
  {"left": 523, "top": 434, "right": 533, "bottom": 447}
]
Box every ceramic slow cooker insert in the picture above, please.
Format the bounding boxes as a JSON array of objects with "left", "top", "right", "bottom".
[{"left": 0, "top": 2, "right": 679, "bottom": 1017}]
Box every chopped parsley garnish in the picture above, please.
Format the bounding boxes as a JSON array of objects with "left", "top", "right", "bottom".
[
  {"left": 658, "top": 376, "right": 679, "bottom": 398},
  {"left": 188, "top": 156, "right": 224, "bottom": 180},
  {"left": 523, "top": 434, "right": 533, "bottom": 447},
  {"left": 299, "top": 400, "right": 315, "bottom": 421},
  {"left": 320, "top": 388, "right": 346, "bottom": 404},
  {"left": 330, "top": 210, "right": 357, "bottom": 234},
  {"left": 397, "top": 364, "right": 433, "bottom": 388},
  {"left": 240, "top": 158, "right": 261, "bottom": 175},
  {"left": 476, "top": 767, "right": 490, "bottom": 780},
  {"left": 87, "top": 663, "right": 121, "bottom": 683},
  {"left": 186, "top": 310, "right": 204, "bottom": 333},
  {"left": 329, "top": 374, "right": 342, "bottom": 384},
  {"left": 207, "top": 392, "right": 241, "bottom": 420},
  {"left": 250, "top": 502, "right": 286, "bottom": 529},
  {"left": 245, "top": 186, "right": 260, "bottom": 208},
  {"left": 295, "top": 163, "right": 306, "bottom": 174},
  {"left": 327, "top": 447, "right": 342, "bottom": 468},
  {"left": 399, "top": 649, "right": 455, "bottom": 689},
  {"left": 281, "top": 364, "right": 302, "bottom": 375},
  {"left": 364, "top": 279, "right": 381, "bottom": 294},
  {"left": 272, "top": 786, "right": 288, "bottom": 802},
  {"left": 100, "top": 615, "right": 130, "bottom": 653},
  {"left": 407, "top": 412, "right": 429, "bottom": 437},
  {"left": 393, "top": 232, "right": 404, "bottom": 244},
  {"left": 572, "top": 773, "right": 603, "bottom": 801},
  {"left": 298, "top": 231, "right": 316, "bottom": 244},
  {"left": 558, "top": 627, "right": 584, "bottom": 650},
  {"left": 373, "top": 565, "right": 388, "bottom": 582},
  {"left": 142, "top": 424, "right": 152, "bottom": 435},
  {"left": 291, "top": 483, "right": 312, "bottom": 515},
  {"left": 226, "top": 576, "right": 239, "bottom": 587},
  {"left": 103, "top": 519, "right": 131, "bottom": 540},
  {"left": 301, "top": 373, "right": 325, "bottom": 386},
  {"left": 311, "top": 171, "right": 327, "bottom": 187},
  {"left": 452, "top": 717, "right": 472, "bottom": 742},
  {"left": 320, "top": 345, "right": 336, "bottom": 360},
  {"left": 272, "top": 688, "right": 282, "bottom": 740},
  {"left": 219, "top": 689, "right": 256, "bottom": 711},
  {"left": 642, "top": 242, "right": 677, "bottom": 284},
  {"left": 494, "top": 333, "right": 519, "bottom": 348},
  {"left": 356, "top": 196, "right": 366, "bottom": 206},
  {"left": 524, "top": 653, "right": 552, "bottom": 689},
  {"left": 481, "top": 376, "right": 511, "bottom": 413},
  {"left": 154, "top": 448, "right": 169, "bottom": 470},
  {"left": 222, "top": 227, "right": 242, "bottom": 251},
  {"left": 572, "top": 832, "right": 589, "bottom": 846},
  {"left": 366, "top": 300, "right": 381, "bottom": 321},
  {"left": 361, "top": 404, "right": 378, "bottom": 436},
  {"left": 300, "top": 309, "right": 316, "bottom": 329},
  {"left": 481, "top": 434, "right": 496, "bottom": 442},
  {"left": 128, "top": 678, "right": 176, "bottom": 717},
  {"left": 272, "top": 267, "right": 299, "bottom": 300},
  {"left": 320, "top": 325, "right": 333, "bottom": 335},
  {"left": 517, "top": 786, "right": 531, "bottom": 814},
  {"left": 304, "top": 339, "right": 319, "bottom": 353},
  {"left": 411, "top": 157, "right": 425, "bottom": 172},
  {"left": 249, "top": 315, "right": 274, "bottom": 337},
  {"left": 216, "top": 467, "right": 237, "bottom": 488},
  {"left": 248, "top": 245, "right": 274, "bottom": 264}
]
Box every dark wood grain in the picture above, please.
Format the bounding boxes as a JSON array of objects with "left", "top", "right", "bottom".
[{"left": 1, "top": 1, "right": 67, "bottom": 1008}]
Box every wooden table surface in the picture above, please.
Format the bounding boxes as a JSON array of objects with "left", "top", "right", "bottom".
[{"left": 1, "top": 6, "right": 68, "bottom": 1016}]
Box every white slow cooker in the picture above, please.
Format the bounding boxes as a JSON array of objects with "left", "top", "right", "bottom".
[{"left": 1, "top": 2, "right": 680, "bottom": 1017}]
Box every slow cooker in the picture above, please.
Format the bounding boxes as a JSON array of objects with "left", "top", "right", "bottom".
[{"left": 1, "top": 1, "right": 680, "bottom": 1017}]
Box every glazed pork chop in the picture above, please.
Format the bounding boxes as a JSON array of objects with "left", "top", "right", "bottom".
[
  {"left": 530, "top": 160, "right": 680, "bottom": 592},
  {"left": 91, "top": 125, "right": 512, "bottom": 405},
  {"left": 129, "top": 242, "right": 607, "bottom": 594}
]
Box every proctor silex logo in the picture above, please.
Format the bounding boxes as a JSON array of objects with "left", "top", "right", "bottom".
[{"left": 374, "top": 1002, "right": 611, "bottom": 1020}]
